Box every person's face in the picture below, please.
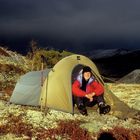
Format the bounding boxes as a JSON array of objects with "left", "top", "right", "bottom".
[{"left": 83, "top": 72, "right": 91, "bottom": 81}]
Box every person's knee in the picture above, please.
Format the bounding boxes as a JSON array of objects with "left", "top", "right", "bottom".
[
  {"left": 86, "top": 100, "right": 97, "bottom": 107},
  {"left": 78, "top": 103, "right": 85, "bottom": 110},
  {"left": 74, "top": 97, "right": 85, "bottom": 108}
]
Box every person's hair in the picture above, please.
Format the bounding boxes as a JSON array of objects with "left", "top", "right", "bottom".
[{"left": 82, "top": 66, "right": 92, "bottom": 74}]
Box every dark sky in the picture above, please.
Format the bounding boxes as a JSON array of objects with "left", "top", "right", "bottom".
[{"left": 0, "top": 0, "right": 140, "bottom": 54}]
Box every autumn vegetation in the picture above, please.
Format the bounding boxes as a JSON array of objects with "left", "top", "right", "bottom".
[
  {"left": 0, "top": 40, "right": 72, "bottom": 92},
  {"left": 0, "top": 113, "right": 140, "bottom": 140}
]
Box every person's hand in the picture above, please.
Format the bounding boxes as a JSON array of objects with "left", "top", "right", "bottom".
[
  {"left": 85, "top": 92, "right": 96, "bottom": 102},
  {"left": 85, "top": 94, "right": 94, "bottom": 102},
  {"left": 89, "top": 97, "right": 93, "bottom": 102},
  {"left": 91, "top": 92, "right": 96, "bottom": 97},
  {"left": 86, "top": 92, "right": 95, "bottom": 98}
]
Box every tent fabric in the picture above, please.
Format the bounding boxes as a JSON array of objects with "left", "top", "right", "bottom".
[
  {"left": 10, "top": 69, "right": 50, "bottom": 106},
  {"left": 40, "top": 54, "right": 104, "bottom": 113},
  {"left": 10, "top": 54, "right": 104, "bottom": 113}
]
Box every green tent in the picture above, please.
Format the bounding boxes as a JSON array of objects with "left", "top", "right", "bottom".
[
  {"left": 10, "top": 54, "right": 103, "bottom": 111},
  {"left": 39, "top": 54, "right": 104, "bottom": 114},
  {"left": 10, "top": 54, "right": 137, "bottom": 118}
]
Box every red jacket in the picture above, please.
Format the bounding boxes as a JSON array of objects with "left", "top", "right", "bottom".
[{"left": 72, "top": 75, "right": 104, "bottom": 97}]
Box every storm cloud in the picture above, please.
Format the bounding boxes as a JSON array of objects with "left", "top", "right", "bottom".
[{"left": 0, "top": 0, "right": 140, "bottom": 53}]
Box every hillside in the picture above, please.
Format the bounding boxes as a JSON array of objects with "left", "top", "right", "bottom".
[
  {"left": 0, "top": 47, "right": 73, "bottom": 93},
  {"left": 0, "top": 47, "right": 140, "bottom": 139},
  {"left": 0, "top": 83, "right": 140, "bottom": 139},
  {"left": 0, "top": 47, "right": 30, "bottom": 94},
  {"left": 93, "top": 49, "right": 140, "bottom": 78},
  {"left": 118, "top": 69, "right": 140, "bottom": 84}
]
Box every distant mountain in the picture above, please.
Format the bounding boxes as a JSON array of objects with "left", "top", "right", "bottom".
[
  {"left": 118, "top": 69, "right": 140, "bottom": 83},
  {"left": 83, "top": 48, "right": 131, "bottom": 59},
  {"left": 84, "top": 49, "right": 140, "bottom": 78}
]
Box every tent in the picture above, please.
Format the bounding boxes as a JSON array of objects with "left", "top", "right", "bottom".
[
  {"left": 10, "top": 54, "right": 103, "bottom": 111},
  {"left": 10, "top": 54, "right": 137, "bottom": 118}
]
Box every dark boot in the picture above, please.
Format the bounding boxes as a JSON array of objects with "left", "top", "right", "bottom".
[
  {"left": 78, "top": 104, "right": 88, "bottom": 116},
  {"left": 74, "top": 96, "right": 88, "bottom": 116},
  {"left": 99, "top": 104, "right": 111, "bottom": 114},
  {"left": 79, "top": 107, "right": 88, "bottom": 116}
]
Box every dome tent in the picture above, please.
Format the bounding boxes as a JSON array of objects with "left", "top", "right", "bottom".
[
  {"left": 39, "top": 54, "right": 104, "bottom": 114},
  {"left": 10, "top": 54, "right": 137, "bottom": 118}
]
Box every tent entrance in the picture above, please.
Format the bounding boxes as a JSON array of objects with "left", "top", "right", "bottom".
[
  {"left": 71, "top": 64, "right": 99, "bottom": 114},
  {"left": 72, "top": 64, "right": 84, "bottom": 83},
  {"left": 71, "top": 64, "right": 83, "bottom": 114}
]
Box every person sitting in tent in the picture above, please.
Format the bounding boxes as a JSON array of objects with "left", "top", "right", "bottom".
[{"left": 72, "top": 66, "right": 111, "bottom": 116}]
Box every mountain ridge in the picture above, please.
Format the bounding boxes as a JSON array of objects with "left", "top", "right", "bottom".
[{"left": 92, "top": 49, "right": 140, "bottom": 78}]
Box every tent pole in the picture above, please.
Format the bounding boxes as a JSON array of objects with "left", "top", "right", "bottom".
[
  {"left": 44, "top": 71, "right": 50, "bottom": 115},
  {"left": 40, "top": 55, "right": 50, "bottom": 114},
  {"left": 40, "top": 58, "right": 44, "bottom": 111}
]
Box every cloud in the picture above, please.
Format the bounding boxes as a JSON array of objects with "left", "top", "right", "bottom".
[{"left": 0, "top": 0, "right": 140, "bottom": 51}]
